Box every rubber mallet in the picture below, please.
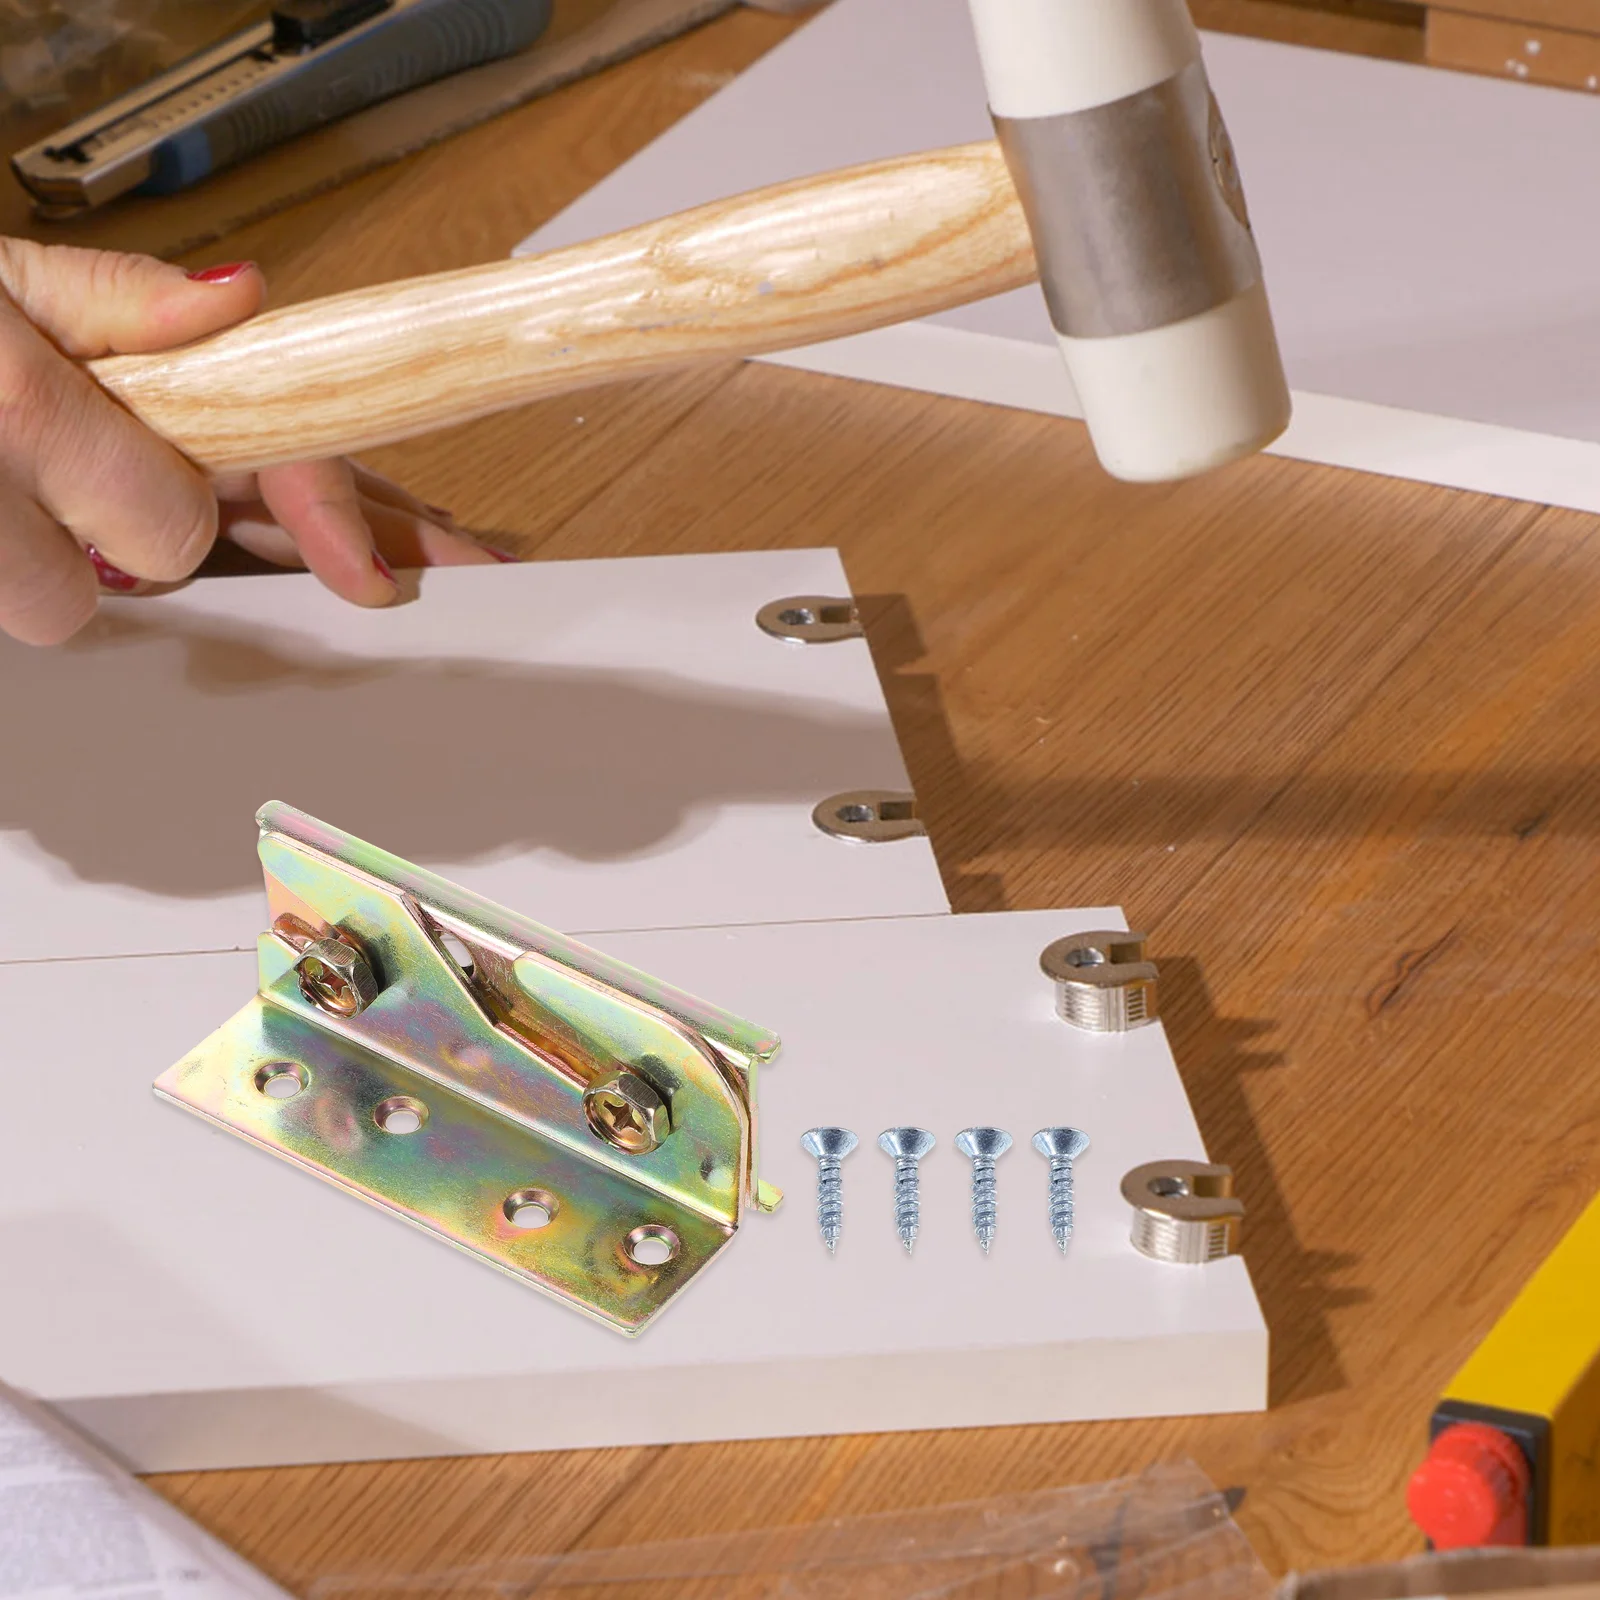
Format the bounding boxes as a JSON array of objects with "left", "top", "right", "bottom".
[{"left": 90, "top": 0, "right": 1290, "bottom": 484}]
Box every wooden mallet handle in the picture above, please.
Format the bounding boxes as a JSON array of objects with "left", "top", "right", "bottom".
[{"left": 89, "top": 143, "right": 1035, "bottom": 477}]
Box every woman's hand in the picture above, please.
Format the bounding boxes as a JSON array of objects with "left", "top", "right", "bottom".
[{"left": 0, "top": 240, "right": 500, "bottom": 646}]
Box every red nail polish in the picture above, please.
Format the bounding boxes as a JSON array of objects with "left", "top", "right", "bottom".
[
  {"left": 372, "top": 551, "right": 397, "bottom": 585},
  {"left": 485, "top": 545, "right": 521, "bottom": 564},
  {"left": 85, "top": 544, "right": 139, "bottom": 592},
  {"left": 185, "top": 261, "right": 255, "bottom": 285}
]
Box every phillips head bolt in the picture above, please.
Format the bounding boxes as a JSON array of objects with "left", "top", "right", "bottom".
[
  {"left": 877, "top": 1127, "right": 936, "bottom": 1254},
  {"left": 1033, "top": 1127, "right": 1091, "bottom": 1254},
  {"left": 799, "top": 1127, "right": 858, "bottom": 1254},
  {"left": 954, "top": 1127, "right": 1013, "bottom": 1255}
]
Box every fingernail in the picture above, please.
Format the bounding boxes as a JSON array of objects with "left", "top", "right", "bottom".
[
  {"left": 372, "top": 551, "right": 397, "bottom": 586},
  {"left": 485, "top": 545, "right": 521, "bottom": 564},
  {"left": 185, "top": 261, "right": 255, "bottom": 285},
  {"left": 85, "top": 544, "right": 139, "bottom": 592},
  {"left": 424, "top": 503, "right": 455, "bottom": 523}
]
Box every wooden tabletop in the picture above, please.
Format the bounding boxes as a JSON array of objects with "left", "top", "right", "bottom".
[{"left": 81, "top": 0, "right": 1594, "bottom": 1584}]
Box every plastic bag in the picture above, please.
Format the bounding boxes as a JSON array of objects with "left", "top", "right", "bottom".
[{"left": 307, "top": 1461, "right": 1274, "bottom": 1600}]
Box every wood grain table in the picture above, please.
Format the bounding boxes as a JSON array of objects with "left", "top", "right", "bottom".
[{"left": 34, "top": 0, "right": 1596, "bottom": 1583}]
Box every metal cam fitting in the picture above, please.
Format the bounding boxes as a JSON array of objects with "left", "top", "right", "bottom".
[
  {"left": 812, "top": 791, "right": 924, "bottom": 843},
  {"left": 756, "top": 596, "right": 864, "bottom": 643},
  {"left": 1122, "top": 1160, "right": 1243, "bottom": 1264},
  {"left": 585, "top": 1070, "right": 671, "bottom": 1154},
  {"left": 295, "top": 937, "right": 378, "bottom": 1018},
  {"left": 1040, "top": 931, "right": 1159, "bottom": 1032}
]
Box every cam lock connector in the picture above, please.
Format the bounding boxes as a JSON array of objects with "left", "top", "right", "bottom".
[
  {"left": 157, "top": 802, "right": 782, "bottom": 1335},
  {"left": 1040, "top": 931, "right": 1159, "bottom": 1032},
  {"left": 1122, "top": 1160, "right": 1244, "bottom": 1264}
]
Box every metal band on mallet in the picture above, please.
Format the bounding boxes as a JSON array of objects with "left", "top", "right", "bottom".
[
  {"left": 993, "top": 61, "right": 1262, "bottom": 341},
  {"left": 962, "top": 0, "right": 1292, "bottom": 482}
]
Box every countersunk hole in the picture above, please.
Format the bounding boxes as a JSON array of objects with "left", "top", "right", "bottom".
[
  {"left": 1150, "top": 1176, "right": 1190, "bottom": 1197},
  {"left": 626, "top": 1224, "right": 679, "bottom": 1267},
  {"left": 836, "top": 799, "right": 916, "bottom": 825},
  {"left": 777, "top": 607, "right": 817, "bottom": 626},
  {"left": 255, "top": 1062, "right": 308, "bottom": 1100},
  {"left": 504, "top": 1188, "right": 558, "bottom": 1230},
  {"left": 1066, "top": 946, "right": 1108, "bottom": 968},
  {"left": 438, "top": 931, "right": 475, "bottom": 977},
  {"left": 375, "top": 1096, "right": 428, "bottom": 1135}
]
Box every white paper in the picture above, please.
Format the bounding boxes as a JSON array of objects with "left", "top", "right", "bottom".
[
  {"left": 519, "top": 0, "right": 1600, "bottom": 512},
  {"left": 0, "top": 1384, "right": 287, "bottom": 1600}
]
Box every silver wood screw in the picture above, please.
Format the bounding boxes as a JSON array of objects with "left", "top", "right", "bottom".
[
  {"left": 954, "top": 1127, "right": 1012, "bottom": 1254},
  {"left": 877, "top": 1127, "right": 936, "bottom": 1254},
  {"left": 800, "top": 1127, "right": 858, "bottom": 1253},
  {"left": 1033, "top": 1127, "right": 1091, "bottom": 1253}
]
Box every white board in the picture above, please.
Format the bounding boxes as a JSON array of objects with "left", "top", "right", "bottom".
[
  {"left": 520, "top": 0, "right": 1600, "bottom": 513},
  {"left": 0, "top": 550, "right": 946, "bottom": 966},
  {"left": 0, "top": 910, "right": 1265, "bottom": 1470}
]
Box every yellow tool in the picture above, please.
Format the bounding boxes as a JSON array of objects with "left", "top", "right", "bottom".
[{"left": 1407, "top": 1189, "right": 1600, "bottom": 1548}]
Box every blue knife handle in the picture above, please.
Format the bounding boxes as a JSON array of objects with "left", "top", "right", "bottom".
[{"left": 141, "top": 0, "right": 551, "bottom": 194}]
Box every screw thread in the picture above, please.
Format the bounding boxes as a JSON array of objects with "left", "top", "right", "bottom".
[
  {"left": 894, "top": 1156, "right": 921, "bottom": 1252},
  {"left": 815, "top": 1156, "right": 845, "bottom": 1253},
  {"left": 1049, "top": 1157, "right": 1077, "bottom": 1252},
  {"left": 970, "top": 1157, "right": 999, "bottom": 1253}
]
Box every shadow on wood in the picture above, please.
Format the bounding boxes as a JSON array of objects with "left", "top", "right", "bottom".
[
  {"left": 1160, "top": 953, "right": 1366, "bottom": 1408},
  {"left": 858, "top": 591, "right": 1008, "bottom": 913}
]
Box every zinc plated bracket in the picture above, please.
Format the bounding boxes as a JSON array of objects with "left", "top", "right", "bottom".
[{"left": 155, "top": 803, "right": 782, "bottom": 1335}]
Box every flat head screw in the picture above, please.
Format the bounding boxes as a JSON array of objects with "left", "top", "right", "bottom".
[
  {"left": 954, "top": 1127, "right": 1013, "bottom": 1254},
  {"left": 1033, "top": 1128, "right": 1091, "bottom": 1254},
  {"left": 800, "top": 1128, "right": 858, "bottom": 1253},
  {"left": 878, "top": 1127, "right": 936, "bottom": 1254}
]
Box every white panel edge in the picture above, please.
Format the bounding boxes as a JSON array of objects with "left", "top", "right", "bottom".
[
  {"left": 60, "top": 1322, "right": 1268, "bottom": 1472},
  {"left": 757, "top": 326, "right": 1600, "bottom": 514}
]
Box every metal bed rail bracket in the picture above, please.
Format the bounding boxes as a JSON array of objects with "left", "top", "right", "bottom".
[{"left": 155, "top": 802, "right": 782, "bottom": 1335}]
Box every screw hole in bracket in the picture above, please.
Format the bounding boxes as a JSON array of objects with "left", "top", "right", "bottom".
[
  {"left": 625, "top": 1224, "right": 680, "bottom": 1267},
  {"left": 504, "top": 1188, "right": 558, "bottom": 1230},
  {"left": 374, "top": 1096, "right": 428, "bottom": 1135},
  {"left": 255, "top": 1061, "right": 308, "bottom": 1100}
]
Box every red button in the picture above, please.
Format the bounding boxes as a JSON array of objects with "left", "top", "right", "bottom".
[{"left": 1407, "top": 1422, "right": 1530, "bottom": 1548}]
